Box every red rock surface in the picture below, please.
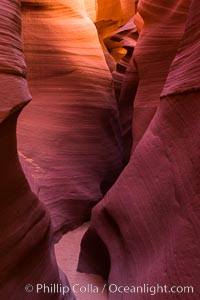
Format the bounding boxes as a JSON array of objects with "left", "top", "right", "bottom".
[
  {"left": 131, "top": 0, "right": 191, "bottom": 150},
  {"left": 111, "top": 19, "right": 139, "bottom": 161},
  {"left": 18, "top": 0, "right": 126, "bottom": 238},
  {"left": 1, "top": 1, "right": 200, "bottom": 299},
  {"left": 0, "top": 1, "right": 74, "bottom": 299},
  {"left": 78, "top": 0, "right": 200, "bottom": 299}
]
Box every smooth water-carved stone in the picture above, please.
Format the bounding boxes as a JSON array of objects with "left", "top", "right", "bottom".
[
  {"left": 78, "top": 1, "right": 200, "bottom": 299},
  {"left": 0, "top": 1, "right": 74, "bottom": 298},
  {"left": 18, "top": 0, "right": 125, "bottom": 238}
]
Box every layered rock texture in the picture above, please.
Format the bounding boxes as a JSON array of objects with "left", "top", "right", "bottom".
[
  {"left": 0, "top": 1, "right": 74, "bottom": 299},
  {"left": 17, "top": 0, "right": 133, "bottom": 238},
  {"left": 131, "top": 0, "right": 192, "bottom": 150},
  {"left": 111, "top": 19, "right": 139, "bottom": 161},
  {"left": 78, "top": 0, "right": 200, "bottom": 299},
  {"left": 1, "top": 0, "right": 200, "bottom": 299}
]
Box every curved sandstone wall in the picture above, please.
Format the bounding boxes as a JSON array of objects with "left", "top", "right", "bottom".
[
  {"left": 0, "top": 1, "right": 75, "bottom": 299},
  {"left": 78, "top": 1, "right": 200, "bottom": 299}
]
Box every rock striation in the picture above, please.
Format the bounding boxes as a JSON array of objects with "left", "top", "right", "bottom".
[
  {"left": 18, "top": 0, "right": 126, "bottom": 238},
  {"left": 0, "top": 1, "right": 74, "bottom": 299},
  {"left": 131, "top": 0, "right": 191, "bottom": 150},
  {"left": 111, "top": 18, "right": 139, "bottom": 161},
  {"left": 78, "top": 0, "right": 200, "bottom": 299}
]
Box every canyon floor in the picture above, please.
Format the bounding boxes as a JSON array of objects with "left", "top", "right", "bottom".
[{"left": 55, "top": 223, "right": 107, "bottom": 300}]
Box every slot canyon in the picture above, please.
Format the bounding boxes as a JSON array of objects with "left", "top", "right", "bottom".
[{"left": 0, "top": 0, "right": 199, "bottom": 299}]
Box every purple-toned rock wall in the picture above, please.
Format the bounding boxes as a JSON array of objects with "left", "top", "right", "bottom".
[{"left": 1, "top": 1, "right": 200, "bottom": 299}]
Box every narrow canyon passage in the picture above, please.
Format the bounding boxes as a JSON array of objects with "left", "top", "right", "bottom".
[{"left": 0, "top": 1, "right": 199, "bottom": 299}]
